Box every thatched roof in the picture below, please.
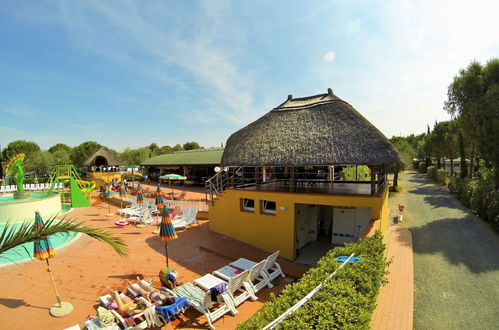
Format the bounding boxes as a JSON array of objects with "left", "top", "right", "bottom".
[
  {"left": 141, "top": 148, "right": 223, "bottom": 166},
  {"left": 83, "top": 147, "right": 123, "bottom": 167},
  {"left": 221, "top": 89, "right": 401, "bottom": 167}
]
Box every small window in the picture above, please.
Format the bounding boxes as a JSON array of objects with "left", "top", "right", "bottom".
[
  {"left": 261, "top": 200, "right": 276, "bottom": 215},
  {"left": 241, "top": 198, "right": 255, "bottom": 212}
]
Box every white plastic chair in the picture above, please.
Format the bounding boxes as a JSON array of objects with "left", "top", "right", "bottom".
[
  {"left": 230, "top": 251, "right": 285, "bottom": 289},
  {"left": 172, "top": 207, "right": 199, "bottom": 230}
]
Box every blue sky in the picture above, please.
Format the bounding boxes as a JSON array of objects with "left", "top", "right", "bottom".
[{"left": 1, "top": 0, "right": 499, "bottom": 151}]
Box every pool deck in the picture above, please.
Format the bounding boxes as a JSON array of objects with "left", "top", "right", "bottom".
[
  {"left": 0, "top": 187, "right": 414, "bottom": 329},
  {"left": 0, "top": 192, "right": 293, "bottom": 330}
]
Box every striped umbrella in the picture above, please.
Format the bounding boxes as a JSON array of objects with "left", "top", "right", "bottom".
[
  {"left": 34, "top": 211, "right": 55, "bottom": 260},
  {"left": 136, "top": 183, "right": 144, "bottom": 205},
  {"left": 155, "top": 185, "right": 164, "bottom": 207},
  {"left": 119, "top": 181, "right": 126, "bottom": 199},
  {"left": 33, "top": 211, "right": 73, "bottom": 317},
  {"left": 106, "top": 183, "right": 114, "bottom": 217},
  {"left": 159, "top": 205, "right": 178, "bottom": 267}
]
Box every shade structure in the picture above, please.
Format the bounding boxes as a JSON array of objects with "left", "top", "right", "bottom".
[
  {"left": 105, "top": 183, "right": 114, "bottom": 216},
  {"left": 33, "top": 212, "right": 73, "bottom": 317},
  {"left": 159, "top": 174, "right": 187, "bottom": 195},
  {"left": 159, "top": 205, "right": 178, "bottom": 267},
  {"left": 159, "top": 174, "right": 187, "bottom": 180},
  {"left": 34, "top": 211, "right": 55, "bottom": 260},
  {"left": 155, "top": 185, "right": 164, "bottom": 207},
  {"left": 119, "top": 182, "right": 126, "bottom": 199},
  {"left": 136, "top": 183, "right": 144, "bottom": 204}
]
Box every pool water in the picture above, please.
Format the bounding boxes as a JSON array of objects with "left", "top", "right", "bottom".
[
  {"left": 0, "top": 223, "right": 78, "bottom": 265},
  {"left": 0, "top": 192, "right": 56, "bottom": 202}
]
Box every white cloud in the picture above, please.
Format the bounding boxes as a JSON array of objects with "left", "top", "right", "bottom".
[{"left": 323, "top": 51, "right": 335, "bottom": 63}]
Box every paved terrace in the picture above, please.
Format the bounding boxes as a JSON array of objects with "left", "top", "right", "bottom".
[{"left": 0, "top": 192, "right": 298, "bottom": 330}]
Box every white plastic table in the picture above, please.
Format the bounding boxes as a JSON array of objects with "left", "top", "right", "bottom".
[
  {"left": 194, "top": 274, "right": 227, "bottom": 291},
  {"left": 229, "top": 258, "right": 257, "bottom": 271},
  {"left": 213, "top": 265, "right": 241, "bottom": 281}
]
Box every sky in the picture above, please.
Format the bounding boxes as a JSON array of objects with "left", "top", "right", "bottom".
[{"left": 1, "top": 0, "right": 499, "bottom": 152}]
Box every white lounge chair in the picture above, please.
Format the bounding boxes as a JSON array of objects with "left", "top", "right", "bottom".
[
  {"left": 214, "top": 259, "right": 267, "bottom": 296},
  {"left": 99, "top": 292, "right": 149, "bottom": 329},
  {"left": 172, "top": 207, "right": 199, "bottom": 230},
  {"left": 128, "top": 210, "right": 157, "bottom": 226},
  {"left": 167, "top": 281, "right": 234, "bottom": 330},
  {"left": 229, "top": 251, "right": 285, "bottom": 289},
  {"left": 194, "top": 269, "right": 254, "bottom": 312}
]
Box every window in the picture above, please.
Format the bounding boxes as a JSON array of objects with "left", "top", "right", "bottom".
[
  {"left": 261, "top": 200, "right": 276, "bottom": 215},
  {"left": 241, "top": 198, "right": 255, "bottom": 212}
]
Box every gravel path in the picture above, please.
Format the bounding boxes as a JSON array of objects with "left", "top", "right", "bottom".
[{"left": 393, "top": 171, "right": 499, "bottom": 329}]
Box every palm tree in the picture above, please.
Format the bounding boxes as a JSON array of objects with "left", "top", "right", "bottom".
[{"left": 0, "top": 218, "right": 128, "bottom": 259}]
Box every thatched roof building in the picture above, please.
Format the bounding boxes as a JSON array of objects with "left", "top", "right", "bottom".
[
  {"left": 222, "top": 89, "right": 400, "bottom": 167},
  {"left": 83, "top": 147, "right": 123, "bottom": 167}
]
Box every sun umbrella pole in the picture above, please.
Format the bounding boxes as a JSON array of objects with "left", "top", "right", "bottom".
[
  {"left": 45, "top": 259, "right": 62, "bottom": 307},
  {"left": 165, "top": 241, "right": 169, "bottom": 268}
]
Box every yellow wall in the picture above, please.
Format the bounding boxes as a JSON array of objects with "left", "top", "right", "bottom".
[
  {"left": 87, "top": 172, "right": 121, "bottom": 188},
  {"left": 209, "top": 186, "right": 389, "bottom": 260}
]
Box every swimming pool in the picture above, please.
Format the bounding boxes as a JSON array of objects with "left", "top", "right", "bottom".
[{"left": 0, "top": 222, "right": 79, "bottom": 266}]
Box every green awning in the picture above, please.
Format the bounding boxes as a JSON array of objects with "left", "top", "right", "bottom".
[{"left": 141, "top": 149, "right": 223, "bottom": 166}]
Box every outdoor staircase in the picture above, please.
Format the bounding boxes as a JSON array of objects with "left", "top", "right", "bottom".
[{"left": 205, "top": 167, "right": 245, "bottom": 205}]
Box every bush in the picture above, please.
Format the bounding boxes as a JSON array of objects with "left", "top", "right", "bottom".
[
  {"left": 418, "top": 161, "right": 427, "bottom": 173},
  {"left": 426, "top": 166, "right": 449, "bottom": 185},
  {"left": 238, "top": 232, "right": 387, "bottom": 330}
]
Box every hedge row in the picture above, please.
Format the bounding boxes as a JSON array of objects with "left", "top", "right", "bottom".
[
  {"left": 448, "top": 176, "right": 499, "bottom": 231},
  {"left": 426, "top": 166, "right": 450, "bottom": 185},
  {"left": 238, "top": 232, "right": 387, "bottom": 330}
]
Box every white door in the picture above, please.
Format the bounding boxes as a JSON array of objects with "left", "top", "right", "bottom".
[{"left": 332, "top": 208, "right": 356, "bottom": 244}]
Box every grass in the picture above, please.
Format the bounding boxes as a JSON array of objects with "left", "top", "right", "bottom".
[{"left": 392, "top": 172, "right": 499, "bottom": 329}]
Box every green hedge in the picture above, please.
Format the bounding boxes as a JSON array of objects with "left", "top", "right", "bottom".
[
  {"left": 238, "top": 232, "right": 387, "bottom": 330},
  {"left": 448, "top": 176, "right": 499, "bottom": 231},
  {"left": 426, "top": 166, "right": 450, "bottom": 185}
]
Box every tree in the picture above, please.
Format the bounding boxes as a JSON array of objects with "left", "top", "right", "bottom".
[
  {"left": 70, "top": 141, "right": 101, "bottom": 168},
  {"left": 51, "top": 149, "right": 71, "bottom": 165},
  {"left": 445, "top": 59, "right": 499, "bottom": 187},
  {"left": 182, "top": 141, "right": 202, "bottom": 150},
  {"left": 389, "top": 137, "right": 416, "bottom": 187},
  {"left": 2, "top": 140, "right": 40, "bottom": 160},
  {"left": 48, "top": 143, "right": 72, "bottom": 154},
  {"left": 148, "top": 143, "right": 160, "bottom": 157},
  {"left": 0, "top": 218, "right": 127, "bottom": 260},
  {"left": 120, "top": 147, "right": 151, "bottom": 166},
  {"left": 172, "top": 144, "right": 183, "bottom": 152},
  {"left": 28, "top": 151, "right": 54, "bottom": 176},
  {"left": 158, "top": 145, "right": 174, "bottom": 154}
]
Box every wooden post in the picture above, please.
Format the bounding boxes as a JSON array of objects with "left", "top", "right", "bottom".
[{"left": 370, "top": 165, "right": 375, "bottom": 195}]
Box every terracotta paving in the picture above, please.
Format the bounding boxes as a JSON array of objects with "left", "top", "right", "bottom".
[
  {"left": 371, "top": 226, "right": 414, "bottom": 330},
  {"left": 0, "top": 193, "right": 292, "bottom": 330}
]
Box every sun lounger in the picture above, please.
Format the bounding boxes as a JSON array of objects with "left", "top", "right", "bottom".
[
  {"left": 214, "top": 259, "right": 266, "bottom": 296},
  {"left": 99, "top": 292, "right": 149, "bottom": 329},
  {"left": 229, "top": 251, "right": 285, "bottom": 289},
  {"left": 126, "top": 281, "right": 188, "bottom": 324},
  {"left": 172, "top": 207, "right": 199, "bottom": 230}
]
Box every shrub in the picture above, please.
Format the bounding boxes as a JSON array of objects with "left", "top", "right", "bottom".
[
  {"left": 418, "top": 161, "right": 427, "bottom": 173},
  {"left": 238, "top": 232, "right": 387, "bottom": 330}
]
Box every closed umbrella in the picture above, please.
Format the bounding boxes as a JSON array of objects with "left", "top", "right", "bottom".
[
  {"left": 155, "top": 185, "right": 164, "bottom": 208},
  {"left": 105, "top": 182, "right": 114, "bottom": 216},
  {"left": 119, "top": 181, "right": 127, "bottom": 223},
  {"left": 136, "top": 183, "right": 144, "bottom": 205},
  {"left": 159, "top": 205, "right": 178, "bottom": 267},
  {"left": 34, "top": 211, "right": 73, "bottom": 317}
]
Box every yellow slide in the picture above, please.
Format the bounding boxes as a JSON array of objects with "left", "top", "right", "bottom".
[{"left": 76, "top": 180, "right": 96, "bottom": 197}]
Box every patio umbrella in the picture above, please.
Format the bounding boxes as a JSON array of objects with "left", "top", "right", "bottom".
[
  {"left": 159, "top": 205, "right": 178, "bottom": 267},
  {"left": 34, "top": 211, "right": 73, "bottom": 317},
  {"left": 105, "top": 182, "right": 114, "bottom": 216},
  {"left": 159, "top": 174, "right": 187, "bottom": 195},
  {"left": 136, "top": 183, "right": 144, "bottom": 205},
  {"left": 155, "top": 185, "right": 164, "bottom": 208},
  {"left": 119, "top": 181, "right": 127, "bottom": 222}
]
